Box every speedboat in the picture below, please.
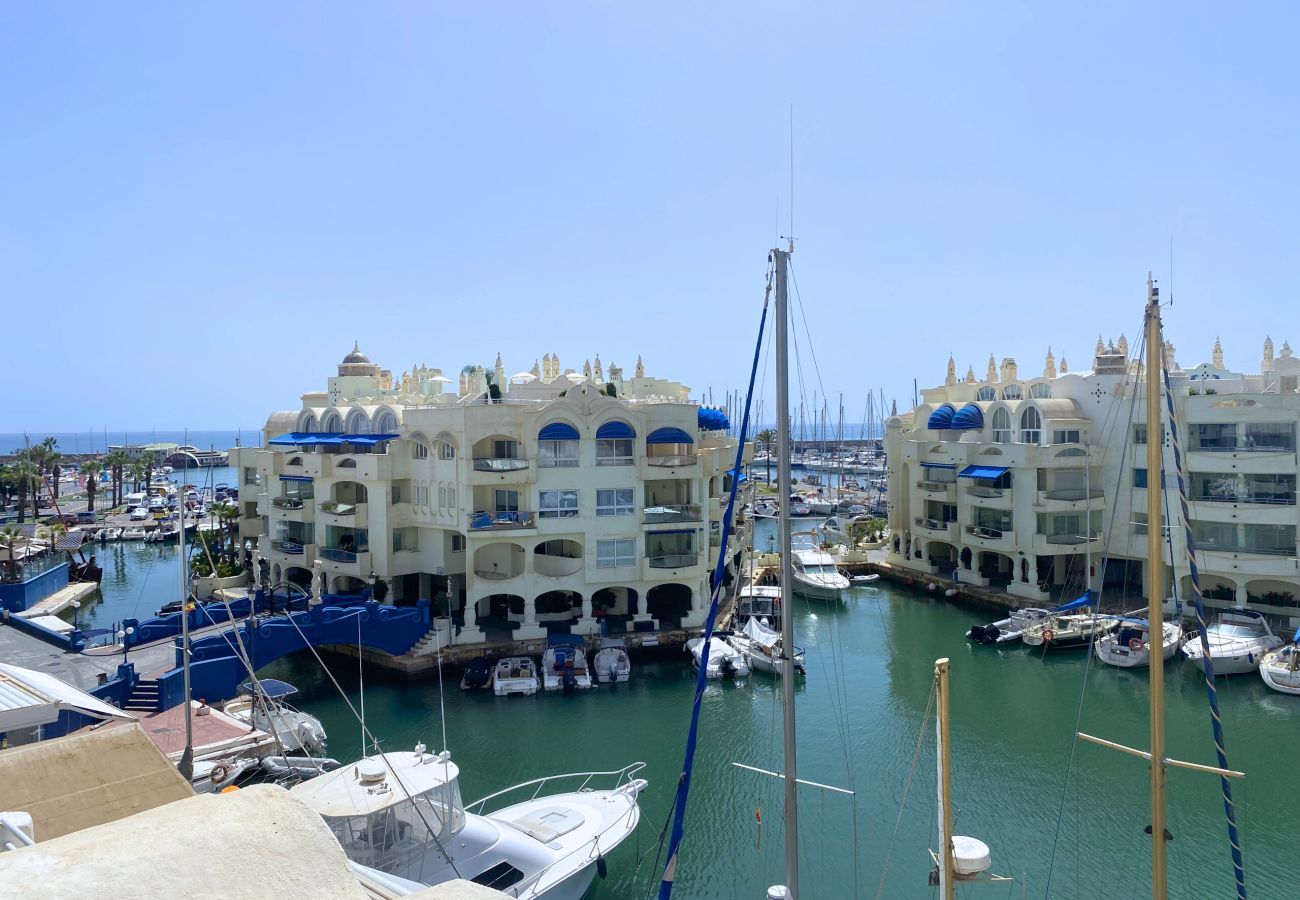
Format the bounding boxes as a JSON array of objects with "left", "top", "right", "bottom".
[
  {"left": 192, "top": 756, "right": 259, "bottom": 794},
  {"left": 459, "top": 656, "right": 493, "bottom": 691},
  {"left": 493, "top": 656, "right": 539, "bottom": 696},
  {"left": 789, "top": 533, "right": 850, "bottom": 600},
  {"left": 592, "top": 638, "right": 631, "bottom": 684},
  {"left": 292, "top": 745, "right": 646, "bottom": 900},
  {"left": 850, "top": 573, "right": 880, "bottom": 586},
  {"left": 806, "top": 497, "right": 835, "bottom": 516},
  {"left": 727, "top": 617, "right": 805, "bottom": 676},
  {"left": 967, "top": 607, "right": 1051, "bottom": 646},
  {"left": 1022, "top": 613, "right": 1118, "bottom": 650},
  {"left": 222, "top": 679, "right": 328, "bottom": 755},
  {"left": 1259, "top": 631, "right": 1300, "bottom": 694},
  {"left": 750, "top": 499, "right": 779, "bottom": 519},
  {"left": 542, "top": 635, "right": 593, "bottom": 691},
  {"left": 787, "top": 495, "right": 812, "bottom": 517},
  {"left": 1183, "top": 610, "right": 1283, "bottom": 675},
  {"left": 1094, "top": 619, "right": 1185, "bottom": 668},
  {"left": 685, "top": 634, "right": 749, "bottom": 679},
  {"left": 100, "top": 527, "right": 123, "bottom": 542},
  {"left": 120, "top": 526, "right": 148, "bottom": 541}
]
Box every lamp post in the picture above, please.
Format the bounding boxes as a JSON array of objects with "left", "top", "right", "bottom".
[
  {"left": 71, "top": 599, "right": 81, "bottom": 630},
  {"left": 116, "top": 626, "right": 135, "bottom": 663}
]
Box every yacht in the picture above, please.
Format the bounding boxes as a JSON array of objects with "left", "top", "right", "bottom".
[
  {"left": 805, "top": 496, "right": 835, "bottom": 516},
  {"left": 727, "top": 617, "right": 805, "bottom": 676},
  {"left": 120, "top": 526, "right": 149, "bottom": 541},
  {"left": 542, "top": 635, "right": 593, "bottom": 691},
  {"left": 292, "top": 745, "right": 647, "bottom": 900},
  {"left": 1182, "top": 610, "right": 1282, "bottom": 675},
  {"left": 1259, "top": 632, "right": 1300, "bottom": 694},
  {"left": 736, "top": 583, "right": 782, "bottom": 629},
  {"left": 222, "top": 679, "right": 328, "bottom": 755},
  {"left": 1094, "top": 619, "right": 1185, "bottom": 669},
  {"left": 493, "top": 656, "right": 539, "bottom": 696},
  {"left": 787, "top": 495, "right": 812, "bottom": 517},
  {"left": 685, "top": 634, "right": 749, "bottom": 679},
  {"left": 789, "top": 533, "right": 850, "bottom": 600},
  {"left": 967, "top": 607, "right": 1050, "bottom": 646},
  {"left": 592, "top": 638, "right": 631, "bottom": 684},
  {"left": 1022, "top": 612, "right": 1119, "bottom": 650}
]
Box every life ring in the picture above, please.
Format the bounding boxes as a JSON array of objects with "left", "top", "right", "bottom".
[
  {"left": 1128, "top": 637, "right": 1143, "bottom": 652},
  {"left": 210, "top": 763, "right": 231, "bottom": 785},
  {"left": 1042, "top": 629, "right": 1054, "bottom": 643}
]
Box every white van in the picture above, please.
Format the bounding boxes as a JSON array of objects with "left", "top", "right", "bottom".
[{"left": 124, "top": 492, "right": 147, "bottom": 508}]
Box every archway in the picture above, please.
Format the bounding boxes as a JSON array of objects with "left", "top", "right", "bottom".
[
  {"left": 536, "top": 590, "right": 582, "bottom": 625},
  {"left": 473, "top": 542, "right": 525, "bottom": 580},
  {"left": 977, "top": 551, "right": 1013, "bottom": 588},
  {"left": 331, "top": 574, "right": 367, "bottom": 595},
  {"left": 533, "top": 539, "right": 583, "bottom": 577},
  {"left": 960, "top": 547, "right": 972, "bottom": 570},
  {"left": 285, "top": 566, "right": 313, "bottom": 590},
  {"left": 592, "top": 586, "right": 638, "bottom": 621},
  {"left": 927, "top": 541, "right": 957, "bottom": 573},
  {"left": 647, "top": 583, "right": 692, "bottom": 628}
]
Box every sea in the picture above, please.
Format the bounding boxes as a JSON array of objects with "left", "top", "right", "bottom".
[{"left": 0, "top": 430, "right": 261, "bottom": 456}]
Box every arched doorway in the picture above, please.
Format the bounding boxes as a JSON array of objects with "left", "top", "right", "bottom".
[{"left": 647, "top": 583, "right": 692, "bottom": 628}]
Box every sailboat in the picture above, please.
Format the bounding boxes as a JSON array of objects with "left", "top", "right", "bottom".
[{"left": 1258, "top": 627, "right": 1300, "bottom": 694}]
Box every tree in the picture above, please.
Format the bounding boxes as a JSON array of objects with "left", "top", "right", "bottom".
[
  {"left": 82, "top": 459, "right": 103, "bottom": 513},
  {"left": 105, "top": 450, "right": 130, "bottom": 507},
  {"left": 0, "top": 525, "right": 21, "bottom": 580},
  {"left": 11, "top": 457, "right": 36, "bottom": 523},
  {"left": 211, "top": 501, "right": 241, "bottom": 567},
  {"left": 129, "top": 460, "right": 147, "bottom": 494},
  {"left": 41, "top": 437, "right": 62, "bottom": 500}
]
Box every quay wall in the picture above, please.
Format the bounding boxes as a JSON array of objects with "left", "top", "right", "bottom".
[{"left": 0, "top": 563, "right": 70, "bottom": 613}]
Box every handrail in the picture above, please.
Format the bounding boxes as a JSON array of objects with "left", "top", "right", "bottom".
[
  {"left": 465, "top": 762, "right": 647, "bottom": 814},
  {"left": 646, "top": 454, "right": 698, "bottom": 467},
  {"left": 472, "top": 457, "right": 530, "bottom": 472}
]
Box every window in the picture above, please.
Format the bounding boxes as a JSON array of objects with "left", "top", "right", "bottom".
[
  {"left": 596, "top": 539, "right": 636, "bottom": 568},
  {"left": 1193, "top": 423, "right": 1236, "bottom": 451},
  {"left": 1134, "top": 468, "right": 1148, "bottom": 488},
  {"left": 1029, "top": 382, "right": 1052, "bottom": 399},
  {"left": 537, "top": 439, "right": 579, "bottom": 467},
  {"left": 1001, "top": 384, "right": 1023, "bottom": 401},
  {"left": 374, "top": 411, "right": 398, "bottom": 434},
  {"left": 471, "top": 862, "right": 525, "bottom": 892},
  {"left": 1052, "top": 429, "right": 1080, "bottom": 445},
  {"left": 976, "top": 386, "right": 997, "bottom": 401},
  {"left": 494, "top": 489, "right": 520, "bottom": 512},
  {"left": 412, "top": 442, "right": 429, "bottom": 459},
  {"left": 597, "top": 488, "right": 635, "bottom": 516},
  {"left": 451, "top": 534, "right": 465, "bottom": 552},
  {"left": 392, "top": 527, "right": 418, "bottom": 552},
  {"left": 991, "top": 408, "right": 1012, "bottom": 443},
  {"left": 1019, "top": 407, "right": 1042, "bottom": 444},
  {"left": 438, "top": 485, "right": 447, "bottom": 509},
  {"left": 1244, "top": 423, "right": 1295, "bottom": 451},
  {"left": 391, "top": 484, "right": 404, "bottom": 504},
  {"left": 492, "top": 439, "right": 519, "bottom": 459},
  {"left": 596, "top": 438, "right": 634, "bottom": 465},
  {"left": 322, "top": 412, "right": 342, "bottom": 433},
  {"left": 1133, "top": 512, "right": 1148, "bottom": 535},
  {"left": 448, "top": 487, "right": 456, "bottom": 510},
  {"left": 539, "top": 489, "right": 579, "bottom": 518},
  {"left": 439, "top": 441, "right": 456, "bottom": 460}
]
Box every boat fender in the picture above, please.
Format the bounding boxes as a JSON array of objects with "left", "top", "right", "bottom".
[
  {"left": 1128, "top": 637, "right": 1142, "bottom": 652},
  {"left": 1043, "top": 629, "right": 1054, "bottom": 643},
  {"left": 945, "top": 588, "right": 958, "bottom": 598},
  {"left": 596, "top": 853, "right": 608, "bottom": 879},
  {"left": 210, "top": 763, "right": 230, "bottom": 785},
  {"left": 927, "top": 583, "right": 937, "bottom": 592}
]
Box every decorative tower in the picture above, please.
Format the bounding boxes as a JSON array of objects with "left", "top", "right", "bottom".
[
  {"left": 494, "top": 352, "right": 505, "bottom": 387},
  {"left": 1213, "top": 337, "right": 1225, "bottom": 370},
  {"left": 965, "top": 365, "right": 976, "bottom": 384},
  {"left": 1117, "top": 333, "right": 1129, "bottom": 357},
  {"left": 1060, "top": 356, "right": 1068, "bottom": 374},
  {"left": 594, "top": 354, "right": 603, "bottom": 383},
  {"left": 1282, "top": 341, "right": 1293, "bottom": 359},
  {"left": 1000, "top": 358, "right": 1017, "bottom": 382},
  {"left": 1263, "top": 336, "right": 1275, "bottom": 373},
  {"left": 583, "top": 359, "right": 592, "bottom": 380},
  {"left": 1044, "top": 347, "right": 1057, "bottom": 379},
  {"left": 986, "top": 355, "right": 998, "bottom": 382},
  {"left": 1163, "top": 340, "right": 1177, "bottom": 370},
  {"left": 635, "top": 355, "right": 645, "bottom": 378},
  {"left": 945, "top": 354, "right": 957, "bottom": 387},
  {"left": 1095, "top": 335, "right": 1105, "bottom": 357},
  {"left": 531, "top": 358, "right": 541, "bottom": 378}
]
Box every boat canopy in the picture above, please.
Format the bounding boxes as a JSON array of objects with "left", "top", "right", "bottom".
[
  {"left": 951, "top": 403, "right": 985, "bottom": 429},
  {"left": 646, "top": 427, "right": 693, "bottom": 445},
  {"left": 241, "top": 678, "right": 299, "bottom": 699},
  {"left": 959, "top": 465, "right": 1009, "bottom": 479},
  {"left": 0, "top": 662, "right": 135, "bottom": 732},
  {"left": 596, "top": 420, "right": 636, "bottom": 439},
  {"left": 1054, "top": 591, "right": 1095, "bottom": 612},
  {"left": 538, "top": 422, "right": 579, "bottom": 441},
  {"left": 927, "top": 404, "right": 956, "bottom": 429}
]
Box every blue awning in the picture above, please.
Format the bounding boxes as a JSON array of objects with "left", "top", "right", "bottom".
[
  {"left": 726, "top": 467, "right": 748, "bottom": 483},
  {"left": 342, "top": 434, "right": 399, "bottom": 445},
  {"left": 959, "top": 465, "right": 1009, "bottom": 479},
  {"left": 647, "top": 427, "right": 694, "bottom": 445},
  {"left": 920, "top": 462, "right": 955, "bottom": 469},
  {"left": 269, "top": 432, "right": 309, "bottom": 445},
  {"left": 313, "top": 435, "right": 345, "bottom": 445},
  {"left": 927, "top": 404, "right": 956, "bottom": 429},
  {"left": 596, "top": 420, "right": 636, "bottom": 439},
  {"left": 279, "top": 475, "right": 313, "bottom": 482},
  {"left": 697, "top": 408, "right": 730, "bottom": 431},
  {"left": 538, "top": 422, "right": 580, "bottom": 441},
  {"left": 649, "top": 528, "right": 698, "bottom": 535},
  {"left": 951, "top": 404, "right": 985, "bottom": 430}
]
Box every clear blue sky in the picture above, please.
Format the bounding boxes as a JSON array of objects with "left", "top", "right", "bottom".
[{"left": 3, "top": 2, "right": 1297, "bottom": 432}]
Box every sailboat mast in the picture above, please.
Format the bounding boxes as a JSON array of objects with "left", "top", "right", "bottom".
[
  {"left": 177, "top": 478, "right": 194, "bottom": 782},
  {"left": 935, "top": 658, "right": 955, "bottom": 900},
  {"left": 1145, "top": 273, "right": 1168, "bottom": 899},
  {"left": 773, "top": 245, "right": 799, "bottom": 898}
]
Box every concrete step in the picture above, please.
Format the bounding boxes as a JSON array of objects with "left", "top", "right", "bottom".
[{"left": 124, "top": 679, "right": 161, "bottom": 712}]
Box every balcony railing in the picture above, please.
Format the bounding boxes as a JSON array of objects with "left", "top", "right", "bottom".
[
  {"left": 319, "top": 547, "right": 359, "bottom": 563},
  {"left": 965, "top": 485, "right": 1004, "bottom": 498},
  {"left": 467, "top": 510, "right": 536, "bottom": 531},
  {"left": 1197, "top": 541, "right": 1297, "bottom": 557},
  {"left": 916, "top": 480, "right": 953, "bottom": 492},
  {"left": 966, "top": 525, "right": 1006, "bottom": 539},
  {"left": 648, "top": 553, "right": 697, "bottom": 568},
  {"left": 914, "top": 516, "right": 948, "bottom": 532},
  {"left": 1192, "top": 439, "right": 1296, "bottom": 453},
  {"left": 474, "top": 568, "right": 516, "bottom": 580},
  {"left": 646, "top": 454, "right": 698, "bottom": 467},
  {"left": 318, "top": 500, "right": 357, "bottom": 515},
  {"left": 271, "top": 540, "right": 305, "bottom": 555},
  {"left": 1041, "top": 488, "right": 1104, "bottom": 501},
  {"left": 596, "top": 456, "right": 635, "bottom": 467},
  {"left": 1194, "top": 492, "right": 1296, "bottom": 506},
  {"left": 271, "top": 497, "right": 306, "bottom": 510},
  {"left": 643, "top": 504, "right": 702, "bottom": 524},
  {"left": 472, "top": 457, "right": 529, "bottom": 472},
  {"left": 1043, "top": 533, "right": 1100, "bottom": 545}
]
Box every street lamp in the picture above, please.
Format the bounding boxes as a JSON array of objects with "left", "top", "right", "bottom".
[
  {"left": 116, "top": 626, "right": 135, "bottom": 663},
  {"left": 71, "top": 600, "right": 81, "bottom": 630}
]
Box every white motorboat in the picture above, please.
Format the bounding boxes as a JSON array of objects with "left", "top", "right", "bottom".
[
  {"left": 1182, "top": 610, "right": 1283, "bottom": 675},
  {"left": 260, "top": 754, "right": 342, "bottom": 780},
  {"left": 293, "top": 746, "right": 646, "bottom": 900},
  {"left": 100, "top": 527, "right": 123, "bottom": 542},
  {"left": 789, "top": 533, "right": 849, "bottom": 601},
  {"left": 736, "top": 583, "right": 782, "bottom": 629},
  {"left": 1094, "top": 620, "right": 1185, "bottom": 669},
  {"left": 223, "top": 679, "right": 328, "bottom": 755},
  {"left": 787, "top": 495, "right": 812, "bottom": 517},
  {"left": 750, "top": 499, "right": 779, "bottom": 519},
  {"left": 685, "top": 634, "right": 749, "bottom": 679},
  {"left": 967, "top": 607, "right": 1050, "bottom": 645},
  {"left": 728, "top": 618, "right": 805, "bottom": 676},
  {"left": 542, "top": 636, "right": 593, "bottom": 691},
  {"left": 850, "top": 573, "right": 880, "bottom": 586},
  {"left": 120, "top": 526, "right": 148, "bottom": 541},
  {"left": 806, "top": 497, "right": 835, "bottom": 516},
  {"left": 493, "top": 656, "right": 539, "bottom": 696},
  {"left": 191, "top": 756, "right": 258, "bottom": 794},
  {"left": 1259, "top": 633, "right": 1300, "bottom": 695},
  {"left": 592, "top": 638, "right": 631, "bottom": 684}
]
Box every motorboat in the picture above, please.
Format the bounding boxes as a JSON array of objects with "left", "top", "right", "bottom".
[
  {"left": 99, "top": 527, "right": 123, "bottom": 542},
  {"left": 787, "top": 495, "right": 812, "bottom": 517},
  {"left": 728, "top": 617, "right": 805, "bottom": 676},
  {"left": 260, "top": 754, "right": 342, "bottom": 780},
  {"left": 1182, "top": 610, "right": 1283, "bottom": 675},
  {"left": 1094, "top": 619, "right": 1185, "bottom": 668},
  {"left": 223, "top": 679, "right": 329, "bottom": 755},
  {"left": 493, "top": 656, "right": 539, "bottom": 696},
  {"left": 120, "top": 526, "right": 148, "bottom": 541},
  {"left": 592, "top": 638, "right": 631, "bottom": 684},
  {"left": 459, "top": 657, "right": 493, "bottom": 691},
  {"left": 192, "top": 756, "right": 258, "bottom": 794},
  {"left": 806, "top": 497, "right": 835, "bottom": 516},
  {"left": 685, "top": 634, "right": 749, "bottom": 679},
  {"left": 542, "top": 635, "right": 593, "bottom": 691},
  {"left": 789, "top": 533, "right": 850, "bottom": 600},
  {"left": 967, "top": 607, "right": 1051, "bottom": 646},
  {"left": 736, "top": 583, "right": 782, "bottom": 629},
  {"left": 850, "top": 573, "right": 880, "bottom": 585},
  {"left": 1259, "top": 631, "right": 1300, "bottom": 694},
  {"left": 292, "top": 745, "right": 647, "bottom": 900},
  {"left": 1022, "top": 613, "right": 1119, "bottom": 650},
  {"left": 750, "top": 499, "right": 779, "bottom": 519}
]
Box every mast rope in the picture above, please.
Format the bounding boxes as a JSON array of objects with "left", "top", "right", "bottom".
[
  {"left": 872, "top": 680, "right": 936, "bottom": 900},
  {"left": 656, "top": 258, "right": 772, "bottom": 899},
  {"left": 1158, "top": 345, "right": 1248, "bottom": 899}
]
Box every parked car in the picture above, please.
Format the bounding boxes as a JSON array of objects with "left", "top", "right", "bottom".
[{"left": 130, "top": 506, "right": 151, "bottom": 521}]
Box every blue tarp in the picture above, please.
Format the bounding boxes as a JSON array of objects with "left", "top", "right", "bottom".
[
  {"left": 1054, "top": 591, "right": 1096, "bottom": 612},
  {"left": 647, "top": 427, "right": 694, "bottom": 445},
  {"left": 538, "top": 422, "right": 580, "bottom": 441},
  {"left": 547, "top": 633, "right": 586, "bottom": 647},
  {"left": 342, "top": 434, "right": 398, "bottom": 445},
  {"left": 959, "top": 464, "right": 1009, "bottom": 479},
  {"left": 596, "top": 420, "right": 636, "bottom": 439},
  {"left": 927, "top": 404, "right": 956, "bottom": 429},
  {"left": 951, "top": 404, "right": 985, "bottom": 429}
]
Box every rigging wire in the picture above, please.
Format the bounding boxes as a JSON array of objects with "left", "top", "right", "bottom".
[{"left": 873, "top": 680, "right": 937, "bottom": 900}]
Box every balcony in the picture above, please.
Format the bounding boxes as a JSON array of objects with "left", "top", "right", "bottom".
[
  {"left": 916, "top": 480, "right": 954, "bottom": 494},
  {"left": 648, "top": 553, "right": 699, "bottom": 569},
  {"left": 319, "top": 546, "right": 366, "bottom": 563},
  {"left": 645, "top": 454, "right": 698, "bottom": 468},
  {"left": 596, "top": 455, "right": 634, "bottom": 467},
  {"left": 1041, "top": 488, "right": 1104, "bottom": 501},
  {"left": 965, "top": 484, "right": 1005, "bottom": 499},
  {"left": 271, "top": 540, "right": 306, "bottom": 555},
  {"left": 318, "top": 500, "right": 357, "bottom": 515},
  {"left": 1033, "top": 532, "right": 1101, "bottom": 555},
  {"left": 467, "top": 510, "right": 537, "bottom": 531},
  {"left": 473, "top": 457, "right": 530, "bottom": 472},
  {"left": 964, "top": 525, "right": 1017, "bottom": 550},
  {"left": 272, "top": 497, "right": 306, "bottom": 510},
  {"left": 643, "top": 504, "right": 702, "bottom": 524}
]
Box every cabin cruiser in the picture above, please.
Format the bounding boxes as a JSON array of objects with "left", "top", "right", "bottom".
[
  {"left": 223, "top": 679, "right": 328, "bottom": 755},
  {"left": 1182, "top": 610, "right": 1283, "bottom": 675},
  {"left": 805, "top": 496, "right": 835, "bottom": 516},
  {"left": 967, "top": 608, "right": 1051, "bottom": 646},
  {"left": 292, "top": 745, "right": 646, "bottom": 900},
  {"left": 99, "top": 527, "right": 122, "bottom": 542},
  {"left": 736, "top": 584, "right": 782, "bottom": 629},
  {"left": 727, "top": 617, "right": 805, "bottom": 676},
  {"left": 1259, "top": 631, "right": 1300, "bottom": 694},
  {"left": 493, "top": 656, "right": 539, "bottom": 696},
  {"left": 685, "top": 634, "right": 749, "bottom": 679},
  {"left": 460, "top": 657, "right": 493, "bottom": 690},
  {"left": 1094, "top": 619, "right": 1185, "bottom": 668},
  {"left": 787, "top": 495, "right": 812, "bottom": 517},
  {"left": 120, "top": 526, "right": 148, "bottom": 541},
  {"left": 750, "top": 499, "right": 778, "bottom": 519},
  {"left": 542, "top": 635, "right": 593, "bottom": 691},
  {"left": 789, "top": 533, "right": 850, "bottom": 601},
  {"left": 592, "top": 638, "right": 631, "bottom": 684}
]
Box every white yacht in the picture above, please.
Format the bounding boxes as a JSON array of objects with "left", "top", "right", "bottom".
[
  {"left": 685, "top": 634, "right": 749, "bottom": 679},
  {"left": 1182, "top": 611, "right": 1283, "bottom": 675},
  {"left": 805, "top": 497, "right": 835, "bottom": 516},
  {"left": 1094, "top": 619, "right": 1185, "bottom": 669},
  {"left": 1022, "top": 613, "right": 1118, "bottom": 650},
  {"left": 789, "top": 533, "right": 849, "bottom": 601},
  {"left": 542, "top": 636, "right": 593, "bottom": 691},
  {"left": 493, "top": 656, "right": 539, "bottom": 696},
  {"left": 1259, "top": 633, "right": 1300, "bottom": 694},
  {"left": 223, "top": 679, "right": 328, "bottom": 756},
  {"left": 592, "top": 638, "right": 631, "bottom": 684},
  {"left": 736, "top": 583, "right": 782, "bottom": 629},
  {"left": 727, "top": 618, "right": 805, "bottom": 676},
  {"left": 293, "top": 745, "right": 646, "bottom": 899}
]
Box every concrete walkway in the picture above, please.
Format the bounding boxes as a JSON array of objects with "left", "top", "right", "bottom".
[{"left": 17, "top": 581, "right": 98, "bottom": 619}]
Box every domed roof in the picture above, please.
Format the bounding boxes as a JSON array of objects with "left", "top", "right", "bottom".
[{"left": 341, "top": 341, "right": 371, "bottom": 365}]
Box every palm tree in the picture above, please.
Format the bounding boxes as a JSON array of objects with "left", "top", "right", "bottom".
[
  {"left": 0, "top": 525, "right": 21, "bottom": 581},
  {"left": 0, "top": 464, "right": 13, "bottom": 510},
  {"left": 105, "top": 450, "right": 129, "bottom": 508},
  {"left": 11, "top": 457, "right": 35, "bottom": 523},
  {"left": 212, "top": 501, "right": 240, "bottom": 567},
  {"left": 41, "top": 437, "right": 62, "bottom": 500},
  {"left": 82, "top": 459, "right": 103, "bottom": 513},
  {"left": 129, "top": 460, "right": 147, "bottom": 494},
  {"left": 755, "top": 428, "right": 776, "bottom": 482}
]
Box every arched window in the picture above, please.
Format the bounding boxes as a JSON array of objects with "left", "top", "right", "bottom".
[
  {"left": 412, "top": 442, "right": 429, "bottom": 460},
  {"left": 438, "top": 441, "right": 456, "bottom": 460},
  {"left": 991, "top": 408, "right": 1012, "bottom": 443},
  {"left": 1001, "top": 384, "right": 1023, "bottom": 401},
  {"left": 1029, "top": 383, "right": 1052, "bottom": 399},
  {"left": 1019, "top": 407, "right": 1042, "bottom": 444},
  {"left": 975, "top": 386, "right": 997, "bottom": 402},
  {"left": 374, "top": 410, "right": 398, "bottom": 434},
  {"left": 345, "top": 409, "right": 370, "bottom": 435},
  {"left": 321, "top": 412, "right": 343, "bottom": 433},
  {"left": 300, "top": 413, "right": 318, "bottom": 432}
]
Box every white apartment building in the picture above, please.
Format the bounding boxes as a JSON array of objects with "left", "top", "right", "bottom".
[
  {"left": 885, "top": 336, "right": 1300, "bottom": 626},
  {"left": 229, "top": 346, "right": 748, "bottom": 643}
]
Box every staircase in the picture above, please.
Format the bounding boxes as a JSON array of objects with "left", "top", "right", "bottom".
[
  {"left": 408, "top": 626, "right": 446, "bottom": 656},
  {"left": 124, "top": 678, "right": 161, "bottom": 713}
]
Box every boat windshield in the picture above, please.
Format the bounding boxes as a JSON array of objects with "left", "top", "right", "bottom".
[
  {"left": 802, "top": 563, "right": 839, "bottom": 576},
  {"left": 324, "top": 783, "right": 465, "bottom": 874},
  {"left": 1209, "top": 623, "right": 1265, "bottom": 639}
]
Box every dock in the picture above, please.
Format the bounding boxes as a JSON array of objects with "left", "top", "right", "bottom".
[{"left": 15, "top": 580, "right": 98, "bottom": 619}]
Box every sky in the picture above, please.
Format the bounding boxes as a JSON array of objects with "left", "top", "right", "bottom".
[{"left": 3, "top": 2, "right": 1298, "bottom": 433}]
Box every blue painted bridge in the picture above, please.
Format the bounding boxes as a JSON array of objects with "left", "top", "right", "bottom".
[{"left": 147, "top": 595, "right": 431, "bottom": 710}]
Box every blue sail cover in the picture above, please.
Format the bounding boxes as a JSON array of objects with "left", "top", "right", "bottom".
[
  {"left": 927, "top": 404, "right": 956, "bottom": 429},
  {"left": 1054, "top": 591, "right": 1095, "bottom": 612},
  {"left": 951, "top": 404, "right": 984, "bottom": 429}
]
